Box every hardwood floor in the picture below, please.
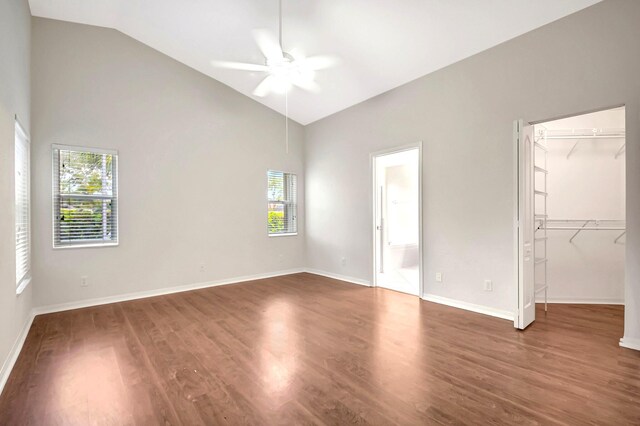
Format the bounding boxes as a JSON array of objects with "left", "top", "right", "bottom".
[{"left": 0, "top": 273, "right": 638, "bottom": 425}]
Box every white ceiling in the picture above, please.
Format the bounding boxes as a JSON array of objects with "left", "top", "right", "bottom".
[{"left": 29, "top": 0, "right": 601, "bottom": 125}]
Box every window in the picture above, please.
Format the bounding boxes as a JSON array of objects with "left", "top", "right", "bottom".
[
  {"left": 267, "top": 170, "right": 297, "bottom": 236},
  {"left": 52, "top": 145, "right": 118, "bottom": 248},
  {"left": 15, "top": 120, "right": 30, "bottom": 293}
]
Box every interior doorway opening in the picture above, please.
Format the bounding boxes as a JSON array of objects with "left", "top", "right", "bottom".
[
  {"left": 373, "top": 146, "right": 422, "bottom": 296},
  {"left": 516, "top": 106, "right": 626, "bottom": 330}
]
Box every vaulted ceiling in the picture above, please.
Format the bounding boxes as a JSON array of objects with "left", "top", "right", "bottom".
[{"left": 29, "top": 0, "right": 601, "bottom": 124}]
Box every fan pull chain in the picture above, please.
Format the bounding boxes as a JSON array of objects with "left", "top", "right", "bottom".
[
  {"left": 285, "top": 88, "right": 289, "bottom": 154},
  {"left": 279, "top": 0, "right": 283, "bottom": 49}
]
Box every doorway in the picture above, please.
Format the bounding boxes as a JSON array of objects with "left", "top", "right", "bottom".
[
  {"left": 372, "top": 145, "right": 422, "bottom": 296},
  {"left": 515, "top": 107, "right": 626, "bottom": 330}
]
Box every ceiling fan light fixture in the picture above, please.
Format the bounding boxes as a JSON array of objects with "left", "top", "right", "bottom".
[
  {"left": 266, "top": 51, "right": 294, "bottom": 67},
  {"left": 211, "top": 0, "right": 338, "bottom": 98},
  {"left": 270, "top": 74, "right": 293, "bottom": 94},
  {"left": 265, "top": 55, "right": 315, "bottom": 93}
]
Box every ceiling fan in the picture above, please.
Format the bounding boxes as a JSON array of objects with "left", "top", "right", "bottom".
[{"left": 211, "top": 0, "right": 339, "bottom": 97}]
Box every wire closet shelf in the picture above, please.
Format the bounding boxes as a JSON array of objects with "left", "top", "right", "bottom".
[
  {"left": 543, "top": 219, "right": 626, "bottom": 243},
  {"left": 537, "top": 127, "right": 626, "bottom": 159}
]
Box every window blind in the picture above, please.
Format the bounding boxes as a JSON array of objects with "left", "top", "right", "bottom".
[
  {"left": 52, "top": 145, "right": 118, "bottom": 248},
  {"left": 267, "top": 170, "right": 297, "bottom": 235},
  {"left": 15, "top": 121, "right": 30, "bottom": 291}
]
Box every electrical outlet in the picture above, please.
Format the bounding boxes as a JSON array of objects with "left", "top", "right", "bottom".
[
  {"left": 484, "top": 279, "right": 493, "bottom": 292},
  {"left": 435, "top": 272, "right": 443, "bottom": 283},
  {"left": 199, "top": 264, "right": 205, "bottom": 273},
  {"left": 81, "top": 276, "right": 88, "bottom": 287},
  {"left": 340, "top": 257, "right": 347, "bottom": 266},
  {"left": 278, "top": 254, "right": 284, "bottom": 263}
]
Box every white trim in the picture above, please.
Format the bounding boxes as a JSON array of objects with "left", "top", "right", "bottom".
[
  {"left": 53, "top": 242, "right": 119, "bottom": 250},
  {"left": 15, "top": 119, "right": 31, "bottom": 295},
  {"left": 513, "top": 119, "right": 520, "bottom": 328},
  {"left": 266, "top": 170, "right": 298, "bottom": 236},
  {"left": 14, "top": 115, "right": 29, "bottom": 140},
  {"left": 370, "top": 142, "right": 423, "bottom": 297},
  {"left": 304, "top": 268, "right": 371, "bottom": 287},
  {"left": 34, "top": 268, "right": 305, "bottom": 315},
  {"left": 0, "top": 311, "right": 35, "bottom": 395},
  {"left": 4, "top": 269, "right": 306, "bottom": 395},
  {"left": 422, "top": 293, "right": 515, "bottom": 321},
  {"left": 619, "top": 337, "right": 640, "bottom": 351},
  {"left": 16, "top": 276, "right": 31, "bottom": 295},
  {"left": 51, "top": 143, "right": 118, "bottom": 155},
  {"left": 4, "top": 271, "right": 632, "bottom": 397},
  {"left": 51, "top": 145, "right": 120, "bottom": 249},
  {"left": 33, "top": 269, "right": 373, "bottom": 317},
  {"left": 535, "top": 298, "right": 624, "bottom": 305}
]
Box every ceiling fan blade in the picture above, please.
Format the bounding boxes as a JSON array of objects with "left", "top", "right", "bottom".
[
  {"left": 253, "top": 75, "right": 276, "bottom": 97},
  {"left": 292, "top": 78, "right": 321, "bottom": 93},
  {"left": 288, "top": 48, "right": 305, "bottom": 61},
  {"left": 211, "top": 60, "right": 269, "bottom": 72},
  {"left": 303, "top": 55, "right": 340, "bottom": 71},
  {"left": 252, "top": 29, "right": 283, "bottom": 62}
]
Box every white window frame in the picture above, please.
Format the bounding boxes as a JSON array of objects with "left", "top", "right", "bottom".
[
  {"left": 52, "top": 144, "right": 119, "bottom": 249},
  {"left": 267, "top": 170, "right": 298, "bottom": 237},
  {"left": 15, "top": 118, "right": 31, "bottom": 294}
]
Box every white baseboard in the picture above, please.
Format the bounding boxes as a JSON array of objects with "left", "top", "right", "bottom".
[
  {"left": 0, "top": 311, "right": 36, "bottom": 395},
  {"left": 304, "top": 268, "right": 371, "bottom": 287},
  {"left": 34, "top": 268, "right": 306, "bottom": 316},
  {"left": 304, "top": 272, "right": 512, "bottom": 322},
  {"left": 422, "top": 293, "right": 514, "bottom": 321},
  {"left": 620, "top": 337, "right": 640, "bottom": 351},
  {"left": 535, "top": 298, "right": 624, "bottom": 305},
  {"left": 4, "top": 269, "right": 635, "bottom": 398}
]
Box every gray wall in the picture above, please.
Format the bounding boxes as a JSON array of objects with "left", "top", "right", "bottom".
[
  {"left": 0, "top": 0, "right": 33, "bottom": 380},
  {"left": 304, "top": 0, "right": 640, "bottom": 342},
  {"left": 16, "top": 1, "right": 640, "bottom": 349},
  {"left": 31, "top": 18, "right": 306, "bottom": 308}
]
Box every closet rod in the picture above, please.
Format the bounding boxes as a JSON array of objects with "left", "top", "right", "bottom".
[
  {"left": 543, "top": 127, "right": 624, "bottom": 138},
  {"left": 546, "top": 226, "right": 625, "bottom": 231},
  {"left": 544, "top": 219, "right": 626, "bottom": 242},
  {"left": 546, "top": 219, "right": 625, "bottom": 223},
  {"left": 546, "top": 135, "right": 625, "bottom": 140}
]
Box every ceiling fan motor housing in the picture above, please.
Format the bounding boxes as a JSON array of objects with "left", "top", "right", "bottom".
[{"left": 267, "top": 52, "right": 295, "bottom": 66}]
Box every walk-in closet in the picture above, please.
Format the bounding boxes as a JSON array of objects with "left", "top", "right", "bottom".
[{"left": 533, "top": 107, "right": 626, "bottom": 308}]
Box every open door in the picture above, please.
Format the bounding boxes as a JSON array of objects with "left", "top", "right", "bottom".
[
  {"left": 516, "top": 119, "right": 536, "bottom": 329},
  {"left": 373, "top": 147, "right": 421, "bottom": 296}
]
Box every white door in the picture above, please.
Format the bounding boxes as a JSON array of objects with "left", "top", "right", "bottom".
[
  {"left": 373, "top": 148, "right": 421, "bottom": 296},
  {"left": 516, "top": 120, "right": 536, "bottom": 329}
]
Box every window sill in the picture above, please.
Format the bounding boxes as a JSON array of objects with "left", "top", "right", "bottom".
[
  {"left": 269, "top": 233, "right": 298, "bottom": 238},
  {"left": 53, "top": 242, "right": 119, "bottom": 250},
  {"left": 16, "top": 277, "right": 31, "bottom": 295}
]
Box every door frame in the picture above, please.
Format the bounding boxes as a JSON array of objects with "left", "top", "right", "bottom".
[
  {"left": 370, "top": 141, "right": 424, "bottom": 297},
  {"left": 513, "top": 103, "right": 628, "bottom": 330},
  {"left": 513, "top": 121, "right": 520, "bottom": 328}
]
